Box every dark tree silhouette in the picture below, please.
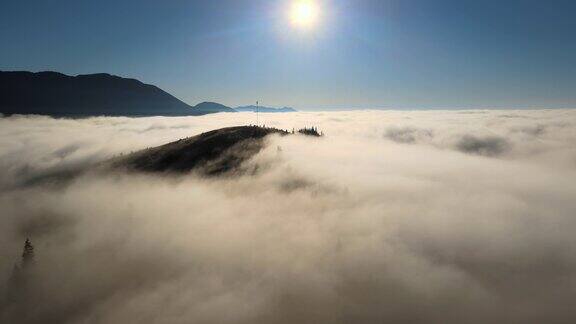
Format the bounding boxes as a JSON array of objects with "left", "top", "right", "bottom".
[
  {"left": 2, "top": 238, "right": 36, "bottom": 314},
  {"left": 298, "top": 127, "right": 323, "bottom": 137},
  {"left": 21, "top": 238, "right": 34, "bottom": 267}
]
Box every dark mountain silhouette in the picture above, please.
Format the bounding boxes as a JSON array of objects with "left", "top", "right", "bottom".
[
  {"left": 0, "top": 71, "right": 234, "bottom": 117},
  {"left": 192, "top": 102, "right": 237, "bottom": 114},
  {"left": 235, "top": 105, "right": 296, "bottom": 113},
  {"left": 107, "top": 126, "right": 289, "bottom": 175}
]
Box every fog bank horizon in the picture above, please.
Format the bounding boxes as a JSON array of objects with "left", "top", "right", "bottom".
[{"left": 1, "top": 110, "right": 576, "bottom": 323}]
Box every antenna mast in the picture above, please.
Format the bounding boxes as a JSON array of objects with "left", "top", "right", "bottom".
[{"left": 256, "top": 101, "right": 259, "bottom": 126}]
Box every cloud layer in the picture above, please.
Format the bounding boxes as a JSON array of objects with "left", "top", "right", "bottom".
[{"left": 1, "top": 110, "right": 576, "bottom": 323}]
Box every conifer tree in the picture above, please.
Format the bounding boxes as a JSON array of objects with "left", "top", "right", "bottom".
[{"left": 21, "top": 238, "right": 34, "bottom": 267}]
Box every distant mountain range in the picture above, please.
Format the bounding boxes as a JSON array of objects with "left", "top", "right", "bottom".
[
  {"left": 0, "top": 71, "right": 298, "bottom": 117},
  {"left": 235, "top": 105, "right": 297, "bottom": 113},
  {"left": 193, "top": 101, "right": 237, "bottom": 113},
  {"left": 0, "top": 71, "right": 234, "bottom": 117}
]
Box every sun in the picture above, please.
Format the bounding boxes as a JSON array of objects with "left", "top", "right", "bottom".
[{"left": 289, "top": 0, "right": 320, "bottom": 29}]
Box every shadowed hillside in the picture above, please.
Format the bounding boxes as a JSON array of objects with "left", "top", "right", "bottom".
[
  {"left": 191, "top": 102, "right": 237, "bottom": 114},
  {"left": 0, "top": 71, "right": 234, "bottom": 117},
  {"left": 14, "top": 126, "right": 323, "bottom": 187},
  {"left": 108, "top": 126, "right": 290, "bottom": 175}
]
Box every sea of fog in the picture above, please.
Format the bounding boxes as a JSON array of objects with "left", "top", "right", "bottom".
[{"left": 1, "top": 110, "right": 576, "bottom": 323}]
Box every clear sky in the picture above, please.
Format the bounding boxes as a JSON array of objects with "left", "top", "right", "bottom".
[{"left": 1, "top": 0, "right": 575, "bottom": 110}]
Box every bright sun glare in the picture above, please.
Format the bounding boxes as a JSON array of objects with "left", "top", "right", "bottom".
[{"left": 289, "top": 0, "right": 320, "bottom": 29}]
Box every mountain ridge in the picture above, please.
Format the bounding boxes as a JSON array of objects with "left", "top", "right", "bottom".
[
  {"left": 107, "top": 126, "right": 290, "bottom": 175},
  {"left": 235, "top": 105, "right": 296, "bottom": 113},
  {"left": 0, "top": 71, "right": 234, "bottom": 117},
  {"left": 192, "top": 101, "right": 237, "bottom": 113}
]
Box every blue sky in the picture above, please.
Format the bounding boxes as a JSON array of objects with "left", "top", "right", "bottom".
[{"left": 1, "top": 0, "right": 575, "bottom": 109}]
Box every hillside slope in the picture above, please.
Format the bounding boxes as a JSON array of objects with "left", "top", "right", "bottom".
[
  {"left": 108, "top": 126, "right": 288, "bottom": 175},
  {"left": 192, "top": 102, "right": 237, "bottom": 114},
  {"left": 0, "top": 71, "right": 232, "bottom": 116}
]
